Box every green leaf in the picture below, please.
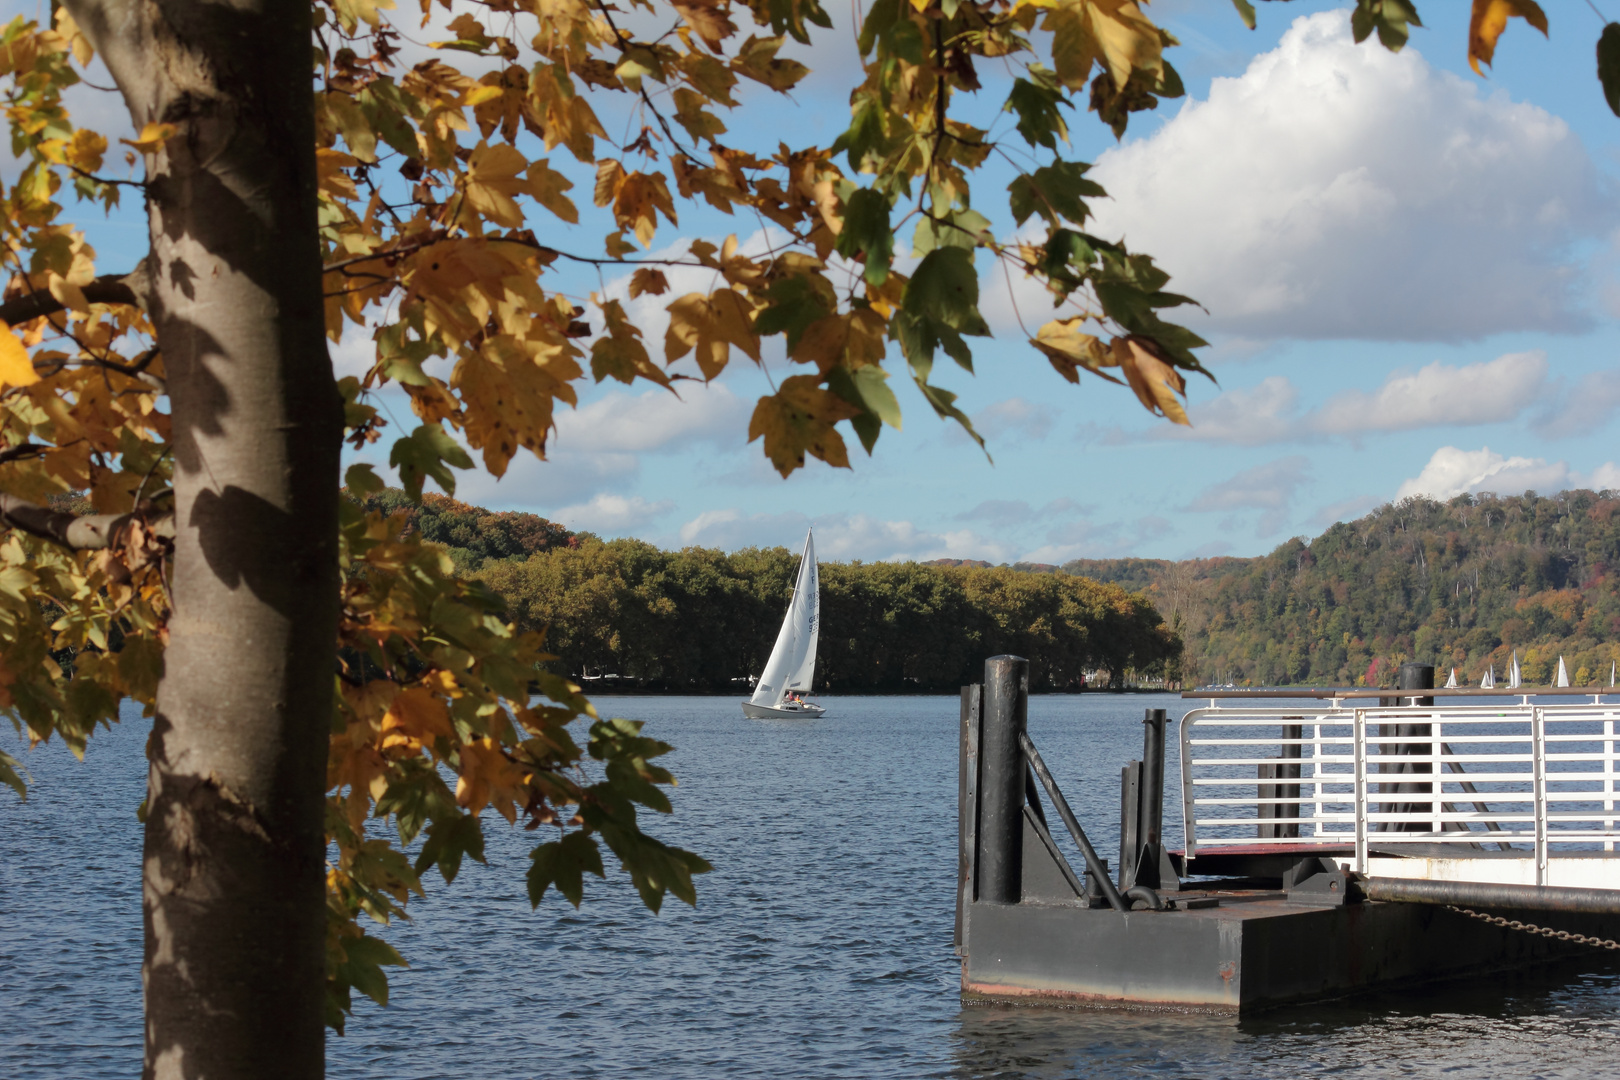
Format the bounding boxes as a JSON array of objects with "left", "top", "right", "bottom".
[
  {"left": 833, "top": 188, "right": 894, "bottom": 286},
  {"left": 912, "top": 209, "right": 990, "bottom": 257},
  {"left": 389, "top": 424, "right": 473, "bottom": 501},
  {"left": 412, "top": 811, "right": 487, "bottom": 883},
  {"left": 902, "top": 247, "right": 989, "bottom": 336},
  {"left": 1230, "top": 0, "right": 1257, "bottom": 31},
  {"left": 1351, "top": 0, "right": 1420, "bottom": 52},
  {"left": 334, "top": 932, "right": 407, "bottom": 1009},
  {"left": 344, "top": 462, "right": 386, "bottom": 499},
  {"left": 0, "top": 747, "right": 26, "bottom": 801},
  {"left": 826, "top": 364, "right": 902, "bottom": 454},
  {"left": 832, "top": 97, "right": 890, "bottom": 172},
  {"left": 527, "top": 830, "right": 606, "bottom": 907},
  {"left": 1599, "top": 24, "right": 1620, "bottom": 117},
  {"left": 754, "top": 275, "right": 836, "bottom": 351},
  {"left": 1008, "top": 160, "right": 1106, "bottom": 228},
  {"left": 1004, "top": 75, "right": 1070, "bottom": 150}
]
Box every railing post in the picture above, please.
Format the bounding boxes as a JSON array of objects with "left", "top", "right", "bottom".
[
  {"left": 1533, "top": 705, "right": 1547, "bottom": 886},
  {"left": 1354, "top": 709, "right": 1368, "bottom": 874},
  {"left": 955, "top": 683, "right": 981, "bottom": 953},
  {"left": 978, "top": 655, "right": 1028, "bottom": 904}
]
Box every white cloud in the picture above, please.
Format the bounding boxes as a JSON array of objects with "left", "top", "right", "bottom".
[
  {"left": 1083, "top": 11, "right": 1608, "bottom": 341},
  {"left": 677, "top": 509, "right": 1015, "bottom": 562},
  {"left": 554, "top": 382, "right": 749, "bottom": 453},
  {"left": 1395, "top": 446, "right": 1571, "bottom": 500},
  {"left": 551, "top": 493, "right": 673, "bottom": 534},
  {"left": 456, "top": 448, "right": 638, "bottom": 508},
  {"left": 955, "top": 497, "right": 1087, "bottom": 524},
  {"left": 1315, "top": 352, "right": 1547, "bottom": 434},
  {"left": 1175, "top": 376, "right": 1300, "bottom": 445}
]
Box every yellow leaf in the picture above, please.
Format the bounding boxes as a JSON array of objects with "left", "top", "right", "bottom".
[
  {"left": 120, "top": 122, "right": 177, "bottom": 154},
  {"left": 614, "top": 172, "right": 678, "bottom": 248},
  {"left": 54, "top": 6, "right": 94, "bottom": 65},
  {"left": 464, "top": 84, "right": 504, "bottom": 107},
  {"left": 665, "top": 290, "right": 759, "bottom": 378},
  {"left": 591, "top": 298, "right": 671, "bottom": 387},
  {"left": 1112, "top": 335, "right": 1188, "bottom": 426},
  {"left": 455, "top": 737, "right": 528, "bottom": 822},
  {"left": 380, "top": 686, "right": 454, "bottom": 752},
  {"left": 1468, "top": 0, "right": 1547, "bottom": 76},
  {"left": 461, "top": 140, "right": 529, "bottom": 228},
  {"left": 453, "top": 327, "right": 583, "bottom": 477},
  {"left": 629, "top": 268, "right": 669, "bottom": 298},
  {"left": 594, "top": 159, "right": 627, "bottom": 208},
  {"left": 1029, "top": 318, "right": 1122, "bottom": 385},
  {"left": 0, "top": 323, "right": 38, "bottom": 389},
  {"left": 747, "top": 375, "right": 862, "bottom": 476},
  {"left": 526, "top": 159, "right": 578, "bottom": 224}
]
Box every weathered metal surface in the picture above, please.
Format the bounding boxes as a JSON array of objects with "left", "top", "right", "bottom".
[
  {"left": 979, "top": 657, "right": 1027, "bottom": 904},
  {"left": 1021, "top": 731, "right": 1128, "bottom": 911},
  {"left": 962, "top": 895, "right": 1620, "bottom": 1014},
  {"left": 1119, "top": 760, "right": 1141, "bottom": 888},
  {"left": 1363, "top": 875, "right": 1620, "bottom": 915},
  {"left": 1021, "top": 806, "right": 1085, "bottom": 903},
  {"left": 955, "top": 684, "right": 981, "bottom": 954}
]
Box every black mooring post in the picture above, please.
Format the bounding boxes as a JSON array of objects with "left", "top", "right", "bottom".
[
  {"left": 955, "top": 683, "right": 982, "bottom": 953},
  {"left": 1378, "top": 662, "right": 1434, "bottom": 831},
  {"left": 1139, "top": 708, "right": 1167, "bottom": 885},
  {"left": 978, "top": 655, "right": 1028, "bottom": 904}
]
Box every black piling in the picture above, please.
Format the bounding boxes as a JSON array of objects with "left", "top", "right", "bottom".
[
  {"left": 1378, "top": 662, "right": 1435, "bottom": 831},
  {"left": 978, "top": 655, "right": 1028, "bottom": 904}
]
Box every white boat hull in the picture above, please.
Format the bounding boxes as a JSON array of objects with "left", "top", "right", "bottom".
[{"left": 740, "top": 700, "right": 825, "bottom": 720}]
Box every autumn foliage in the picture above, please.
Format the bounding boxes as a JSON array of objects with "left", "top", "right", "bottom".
[{"left": 0, "top": 0, "right": 1602, "bottom": 1043}]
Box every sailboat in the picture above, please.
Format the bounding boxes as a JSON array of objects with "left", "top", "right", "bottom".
[
  {"left": 1480, "top": 665, "right": 1496, "bottom": 689},
  {"left": 1508, "top": 650, "right": 1522, "bottom": 690},
  {"left": 742, "top": 530, "right": 826, "bottom": 719},
  {"left": 1556, "top": 656, "right": 1570, "bottom": 687},
  {"left": 1444, "top": 668, "right": 1458, "bottom": 689}
]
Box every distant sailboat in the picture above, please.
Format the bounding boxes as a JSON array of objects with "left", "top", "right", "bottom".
[
  {"left": 1556, "top": 656, "right": 1570, "bottom": 687},
  {"left": 1481, "top": 666, "right": 1496, "bottom": 689},
  {"left": 741, "top": 530, "right": 826, "bottom": 719},
  {"left": 1445, "top": 668, "right": 1458, "bottom": 689},
  {"left": 1508, "top": 650, "right": 1522, "bottom": 690}
]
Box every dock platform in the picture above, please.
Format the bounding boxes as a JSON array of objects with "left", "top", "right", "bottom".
[{"left": 955, "top": 659, "right": 1620, "bottom": 1014}]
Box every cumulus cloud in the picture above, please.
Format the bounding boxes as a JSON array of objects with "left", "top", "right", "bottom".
[
  {"left": 677, "top": 509, "right": 1015, "bottom": 562},
  {"left": 1315, "top": 352, "right": 1548, "bottom": 434},
  {"left": 551, "top": 494, "right": 674, "bottom": 534},
  {"left": 1395, "top": 446, "right": 1574, "bottom": 500},
  {"left": 456, "top": 449, "right": 638, "bottom": 508},
  {"left": 1131, "top": 352, "right": 1548, "bottom": 446},
  {"left": 554, "top": 382, "right": 749, "bottom": 453},
  {"left": 1078, "top": 12, "right": 1608, "bottom": 341}
]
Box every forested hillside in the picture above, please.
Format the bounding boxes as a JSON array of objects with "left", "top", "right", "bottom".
[
  {"left": 474, "top": 542, "right": 1178, "bottom": 692},
  {"left": 1076, "top": 490, "right": 1620, "bottom": 688}
]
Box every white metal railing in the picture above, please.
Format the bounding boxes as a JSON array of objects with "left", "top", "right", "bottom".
[{"left": 1178, "top": 697, "right": 1620, "bottom": 885}]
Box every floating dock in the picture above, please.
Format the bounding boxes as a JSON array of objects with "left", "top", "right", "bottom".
[{"left": 955, "top": 658, "right": 1620, "bottom": 1014}]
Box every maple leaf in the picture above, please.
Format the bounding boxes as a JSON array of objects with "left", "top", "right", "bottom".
[
  {"left": 592, "top": 298, "right": 671, "bottom": 386},
  {"left": 1468, "top": 0, "right": 1547, "bottom": 76},
  {"left": 747, "top": 374, "right": 862, "bottom": 476},
  {"left": 1112, "top": 334, "right": 1188, "bottom": 425},
  {"left": 380, "top": 686, "right": 454, "bottom": 753},
  {"left": 629, "top": 268, "right": 669, "bottom": 298},
  {"left": 664, "top": 289, "right": 759, "bottom": 378},
  {"left": 455, "top": 737, "right": 528, "bottom": 822},
  {"left": 0, "top": 323, "right": 38, "bottom": 388},
  {"left": 1030, "top": 318, "right": 1121, "bottom": 385}
]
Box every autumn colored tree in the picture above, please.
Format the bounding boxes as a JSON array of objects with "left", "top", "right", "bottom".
[{"left": 0, "top": 0, "right": 1592, "bottom": 1076}]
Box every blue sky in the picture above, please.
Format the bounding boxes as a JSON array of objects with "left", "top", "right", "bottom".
[{"left": 28, "top": 0, "right": 1620, "bottom": 562}]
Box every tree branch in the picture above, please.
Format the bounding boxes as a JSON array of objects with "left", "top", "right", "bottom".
[
  {"left": 0, "top": 494, "right": 172, "bottom": 551},
  {"left": 0, "top": 273, "right": 143, "bottom": 326}
]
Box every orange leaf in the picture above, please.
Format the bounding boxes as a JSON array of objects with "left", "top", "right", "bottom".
[
  {"left": 1468, "top": 0, "right": 1547, "bottom": 76},
  {"left": 1112, "top": 335, "right": 1188, "bottom": 426}
]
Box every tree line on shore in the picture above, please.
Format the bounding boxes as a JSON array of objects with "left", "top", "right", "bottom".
[
  {"left": 357, "top": 491, "right": 1181, "bottom": 692},
  {"left": 1068, "top": 490, "right": 1620, "bottom": 688}
]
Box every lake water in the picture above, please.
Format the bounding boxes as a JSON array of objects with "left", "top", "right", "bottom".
[{"left": 5, "top": 693, "right": 1620, "bottom": 1078}]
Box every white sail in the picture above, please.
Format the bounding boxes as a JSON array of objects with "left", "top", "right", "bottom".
[
  {"left": 785, "top": 531, "right": 819, "bottom": 691},
  {"left": 1445, "top": 668, "right": 1458, "bottom": 689},
  {"left": 1481, "top": 666, "right": 1496, "bottom": 689},
  {"left": 749, "top": 531, "right": 818, "bottom": 707},
  {"left": 1556, "top": 656, "right": 1570, "bottom": 687},
  {"left": 1509, "top": 650, "right": 1521, "bottom": 689}
]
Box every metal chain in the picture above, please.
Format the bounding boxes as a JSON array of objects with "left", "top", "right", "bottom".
[{"left": 1446, "top": 905, "right": 1620, "bottom": 951}]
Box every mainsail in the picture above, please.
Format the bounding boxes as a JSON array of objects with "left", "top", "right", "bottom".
[{"left": 749, "top": 530, "right": 819, "bottom": 708}]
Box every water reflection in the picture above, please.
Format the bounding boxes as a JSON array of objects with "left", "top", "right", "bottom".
[{"left": 951, "top": 958, "right": 1620, "bottom": 1079}]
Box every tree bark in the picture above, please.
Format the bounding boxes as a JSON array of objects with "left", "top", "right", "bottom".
[{"left": 62, "top": 2, "right": 340, "bottom": 1077}]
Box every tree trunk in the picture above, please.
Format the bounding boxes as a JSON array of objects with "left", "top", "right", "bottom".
[{"left": 63, "top": 2, "right": 340, "bottom": 1077}]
